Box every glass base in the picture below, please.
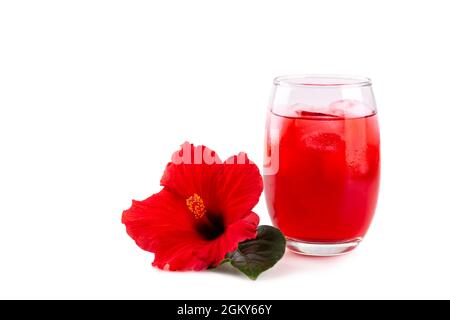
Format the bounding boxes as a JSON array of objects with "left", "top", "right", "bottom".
[{"left": 286, "top": 237, "right": 362, "bottom": 256}]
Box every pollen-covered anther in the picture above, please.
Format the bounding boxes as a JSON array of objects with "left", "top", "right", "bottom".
[{"left": 186, "top": 193, "right": 206, "bottom": 219}]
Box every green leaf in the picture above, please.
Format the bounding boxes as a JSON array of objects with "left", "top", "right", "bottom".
[{"left": 226, "top": 225, "right": 286, "bottom": 280}]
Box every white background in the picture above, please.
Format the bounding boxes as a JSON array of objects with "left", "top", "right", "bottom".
[{"left": 1, "top": 0, "right": 449, "bottom": 299}]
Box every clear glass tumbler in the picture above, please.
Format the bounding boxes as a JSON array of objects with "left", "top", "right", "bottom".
[{"left": 264, "top": 75, "right": 380, "bottom": 256}]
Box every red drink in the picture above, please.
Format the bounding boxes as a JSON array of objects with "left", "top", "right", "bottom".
[{"left": 264, "top": 110, "right": 380, "bottom": 243}]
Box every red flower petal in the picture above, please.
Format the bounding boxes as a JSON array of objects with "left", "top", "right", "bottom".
[
  {"left": 122, "top": 189, "right": 207, "bottom": 270},
  {"left": 160, "top": 142, "right": 223, "bottom": 213},
  {"left": 219, "top": 153, "right": 264, "bottom": 224},
  {"left": 194, "top": 211, "right": 259, "bottom": 268},
  {"left": 122, "top": 189, "right": 259, "bottom": 271}
]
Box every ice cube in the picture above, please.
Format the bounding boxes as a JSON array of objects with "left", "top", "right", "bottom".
[
  {"left": 328, "top": 99, "right": 373, "bottom": 118},
  {"left": 291, "top": 103, "right": 337, "bottom": 118},
  {"left": 290, "top": 103, "right": 318, "bottom": 114},
  {"left": 301, "top": 132, "right": 344, "bottom": 152},
  {"left": 296, "top": 110, "right": 339, "bottom": 118}
]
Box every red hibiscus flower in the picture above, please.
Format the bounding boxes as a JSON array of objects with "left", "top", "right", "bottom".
[{"left": 122, "top": 142, "right": 263, "bottom": 271}]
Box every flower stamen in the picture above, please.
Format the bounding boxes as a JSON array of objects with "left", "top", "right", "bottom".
[{"left": 186, "top": 193, "right": 206, "bottom": 219}]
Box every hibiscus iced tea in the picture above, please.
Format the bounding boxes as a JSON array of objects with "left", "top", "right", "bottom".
[{"left": 264, "top": 75, "right": 380, "bottom": 255}]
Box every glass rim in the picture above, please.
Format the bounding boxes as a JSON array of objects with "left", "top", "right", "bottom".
[{"left": 273, "top": 74, "right": 372, "bottom": 88}]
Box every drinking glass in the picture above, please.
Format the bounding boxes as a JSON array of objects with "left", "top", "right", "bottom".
[{"left": 264, "top": 75, "right": 380, "bottom": 256}]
